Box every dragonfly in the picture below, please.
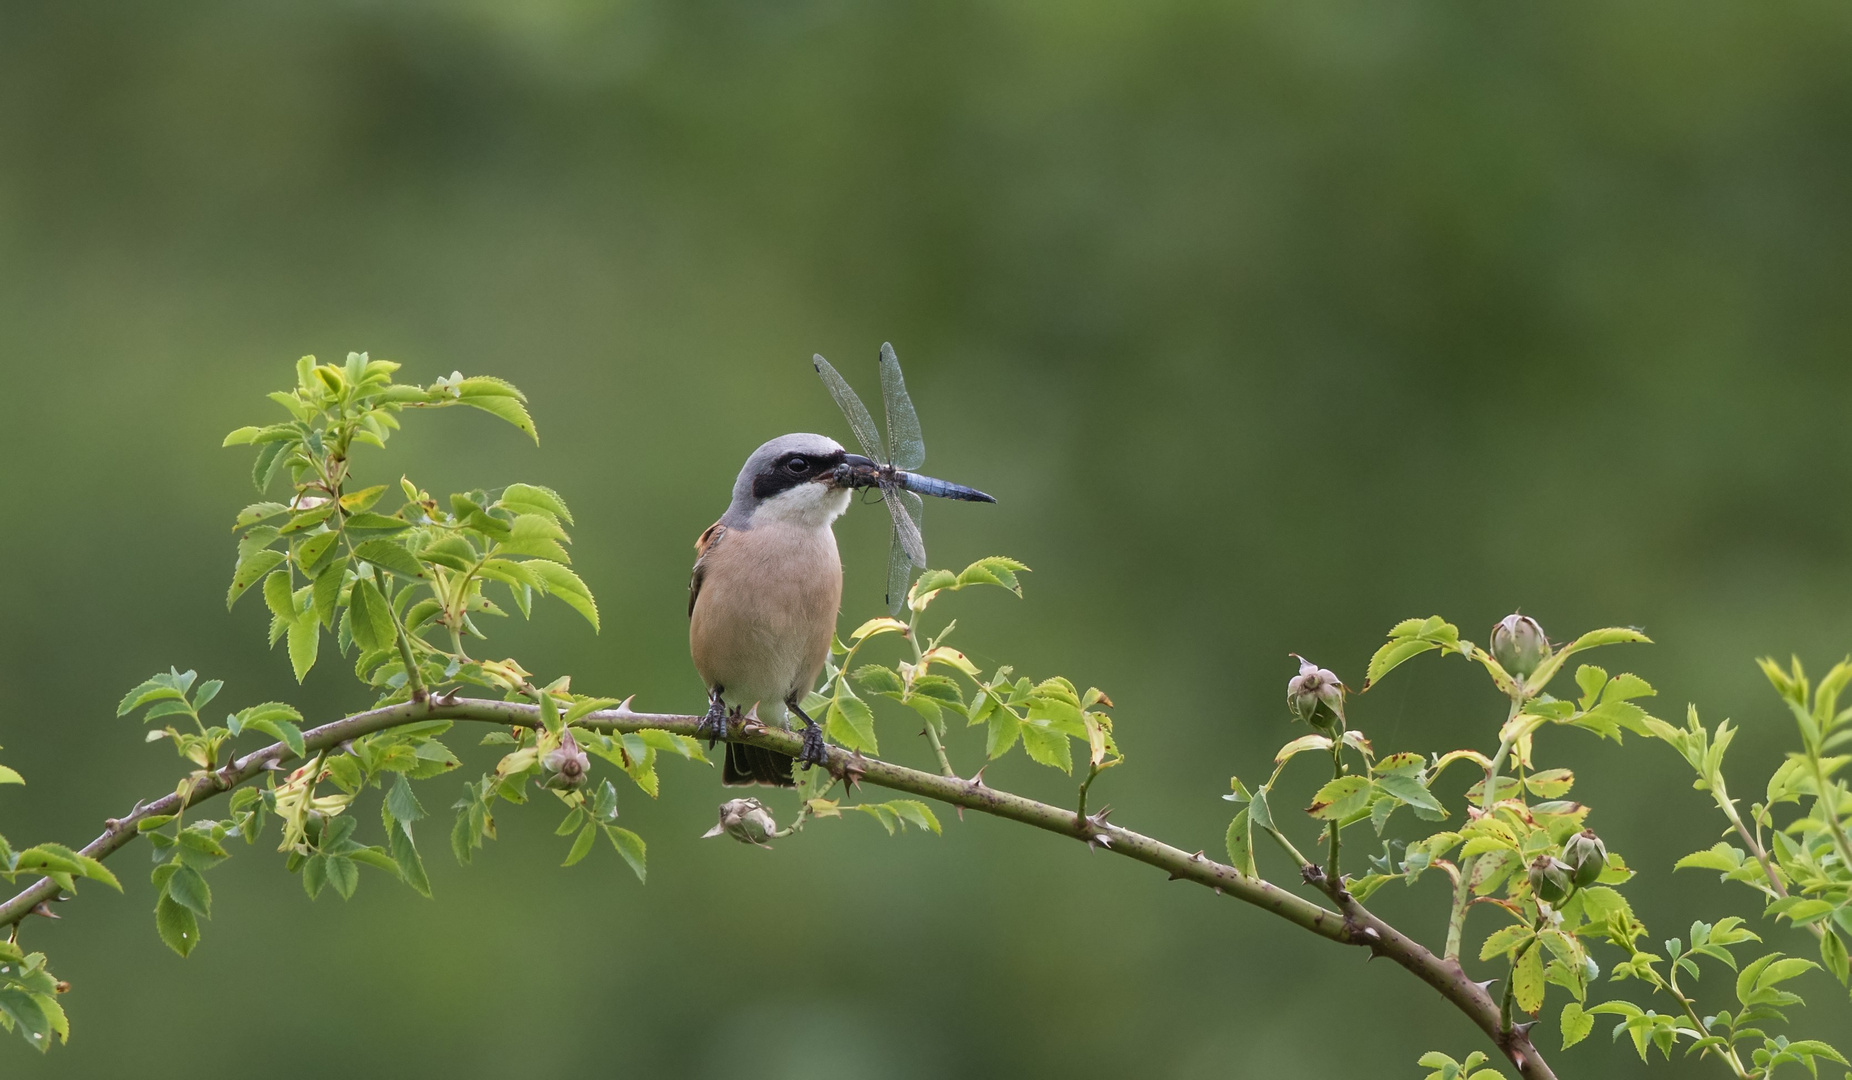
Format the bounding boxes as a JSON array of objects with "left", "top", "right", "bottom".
[{"left": 812, "top": 343, "right": 996, "bottom": 614}]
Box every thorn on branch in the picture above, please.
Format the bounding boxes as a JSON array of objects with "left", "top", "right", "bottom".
[{"left": 29, "top": 903, "right": 57, "bottom": 920}]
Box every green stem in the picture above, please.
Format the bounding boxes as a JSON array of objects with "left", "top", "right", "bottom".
[
  {"left": 1659, "top": 966, "right": 1751, "bottom": 1078},
  {"left": 1445, "top": 700, "right": 1524, "bottom": 963},
  {"left": 905, "top": 609, "right": 956, "bottom": 778},
  {"left": 1805, "top": 753, "right": 1852, "bottom": 878},
  {"left": 383, "top": 590, "right": 429, "bottom": 701},
  {"left": 1325, "top": 739, "right": 1345, "bottom": 885},
  {"left": 1264, "top": 820, "right": 1316, "bottom": 870}
]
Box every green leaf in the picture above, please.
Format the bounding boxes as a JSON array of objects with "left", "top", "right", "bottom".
[
  {"left": 852, "top": 665, "right": 905, "bottom": 696},
  {"left": 1513, "top": 943, "right": 1546, "bottom": 1014},
  {"left": 165, "top": 864, "right": 212, "bottom": 918},
  {"left": 347, "top": 577, "right": 396, "bottom": 652},
  {"left": 603, "top": 826, "right": 646, "bottom": 882},
  {"left": 563, "top": 822, "right": 597, "bottom": 867},
  {"left": 263, "top": 568, "right": 295, "bottom": 622},
  {"left": 526, "top": 559, "right": 599, "bottom": 631},
  {"left": 1820, "top": 927, "right": 1849, "bottom": 986},
  {"left": 227, "top": 549, "right": 287, "bottom": 609},
  {"left": 116, "top": 677, "right": 187, "bottom": 717},
  {"left": 1365, "top": 616, "right": 1462, "bottom": 687},
  {"left": 454, "top": 377, "right": 537, "bottom": 442},
  {"left": 353, "top": 539, "right": 425, "bottom": 579},
  {"left": 0, "top": 765, "right": 20, "bottom": 786},
  {"left": 1019, "top": 721, "right": 1072, "bottom": 772},
  {"left": 1480, "top": 923, "right": 1535, "bottom": 961},
  {"left": 0, "top": 986, "right": 53, "bottom": 1050},
  {"left": 386, "top": 774, "right": 426, "bottom": 823},
  {"left": 287, "top": 614, "right": 319, "bottom": 682},
  {"left": 1524, "top": 768, "right": 1575, "bottom": 798},
  {"left": 1307, "top": 775, "right": 1371, "bottom": 820},
  {"left": 886, "top": 800, "right": 942, "bottom": 835},
  {"left": 1559, "top": 1001, "right": 1594, "bottom": 1049},
  {"left": 499, "top": 483, "right": 574, "bottom": 525},
  {"left": 250, "top": 438, "right": 290, "bottom": 492},
  {"left": 1226, "top": 809, "right": 1255, "bottom": 877},
  {"left": 385, "top": 817, "right": 431, "bottom": 899},
  {"left": 239, "top": 706, "right": 306, "bottom": 759},
  {"left": 324, "top": 855, "right": 359, "bottom": 900},
  {"left": 826, "top": 693, "right": 879, "bottom": 754},
  {"left": 154, "top": 893, "right": 200, "bottom": 956}
]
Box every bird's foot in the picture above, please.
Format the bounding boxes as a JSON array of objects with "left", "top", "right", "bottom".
[
  {"left": 797, "top": 720, "right": 829, "bottom": 770},
  {"left": 696, "top": 696, "right": 731, "bottom": 749}
]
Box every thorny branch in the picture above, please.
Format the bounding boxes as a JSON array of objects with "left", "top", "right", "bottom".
[{"left": 0, "top": 697, "right": 1558, "bottom": 1080}]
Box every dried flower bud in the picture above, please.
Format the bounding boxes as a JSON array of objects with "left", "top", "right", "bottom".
[
  {"left": 1490, "top": 614, "right": 1551, "bottom": 680},
  {"left": 542, "top": 731, "right": 590, "bottom": 790},
  {"left": 1287, "top": 656, "right": 1346, "bottom": 734},
  {"left": 1528, "top": 854, "right": 1574, "bottom": 906},
  {"left": 702, "top": 798, "right": 778, "bottom": 846},
  {"left": 1563, "top": 829, "right": 1608, "bottom": 887}
]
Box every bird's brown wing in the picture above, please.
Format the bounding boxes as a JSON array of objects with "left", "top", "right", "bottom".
[{"left": 689, "top": 521, "right": 726, "bottom": 619}]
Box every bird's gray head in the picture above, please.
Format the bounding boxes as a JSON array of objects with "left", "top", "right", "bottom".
[{"left": 723, "top": 433, "right": 866, "bottom": 530}]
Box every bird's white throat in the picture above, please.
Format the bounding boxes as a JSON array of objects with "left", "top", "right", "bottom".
[{"left": 750, "top": 482, "right": 851, "bottom": 530}]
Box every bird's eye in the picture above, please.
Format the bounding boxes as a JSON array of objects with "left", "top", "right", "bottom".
[{"left": 785, "top": 457, "right": 808, "bottom": 473}]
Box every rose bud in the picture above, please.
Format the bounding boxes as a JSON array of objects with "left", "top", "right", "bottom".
[
  {"left": 1564, "top": 829, "right": 1608, "bottom": 887},
  {"left": 542, "top": 731, "right": 590, "bottom": 790},
  {"left": 1287, "top": 656, "right": 1346, "bottom": 734},
  {"left": 1528, "top": 854, "right": 1574, "bottom": 905},
  {"left": 702, "top": 797, "right": 778, "bottom": 846},
  {"left": 1491, "top": 614, "right": 1551, "bottom": 680}
]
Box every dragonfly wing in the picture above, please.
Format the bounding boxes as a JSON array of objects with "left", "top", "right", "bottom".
[
  {"left": 878, "top": 343, "right": 926, "bottom": 471},
  {"left": 884, "top": 528, "right": 910, "bottom": 616},
  {"left": 883, "top": 484, "right": 927, "bottom": 566},
  {"left": 813, "top": 354, "right": 885, "bottom": 460},
  {"left": 882, "top": 487, "right": 926, "bottom": 614}
]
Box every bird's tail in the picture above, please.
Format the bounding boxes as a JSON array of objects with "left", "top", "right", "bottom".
[{"left": 723, "top": 743, "right": 796, "bottom": 787}]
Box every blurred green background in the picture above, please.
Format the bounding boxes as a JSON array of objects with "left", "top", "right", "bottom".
[{"left": 4, "top": 1, "right": 1851, "bottom": 1075}]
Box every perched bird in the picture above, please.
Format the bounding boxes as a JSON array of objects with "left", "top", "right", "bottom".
[{"left": 690, "top": 432, "right": 991, "bottom": 785}]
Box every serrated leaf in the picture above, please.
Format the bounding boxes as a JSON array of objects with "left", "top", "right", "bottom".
[
  {"left": 563, "top": 822, "right": 597, "bottom": 867},
  {"left": 826, "top": 693, "right": 879, "bottom": 754},
  {"left": 604, "top": 826, "right": 646, "bottom": 882},
  {"left": 1559, "top": 1001, "right": 1594, "bottom": 1049},
  {"left": 1019, "top": 721, "right": 1072, "bottom": 772},
  {"left": 1307, "top": 775, "right": 1371, "bottom": 820},
  {"left": 1513, "top": 944, "right": 1546, "bottom": 1014},
  {"left": 227, "top": 549, "right": 288, "bottom": 609},
  {"left": 287, "top": 614, "right": 319, "bottom": 682},
  {"left": 353, "top": 539, "right": 425, "bottom": 579},
  {"left": 498, "top": 483, "right": 573, "bottom": 524},
  {"left": 155, "top": 893, "right": 200, "bottom": 957},
  {"left": 165, "top": 864, "right": 212, "bottom": 917},
  {"left": 523, "top": 559, "right": 598, "bottom": 630},
  {"left": 455, "top": 379, "right": 537, "bottom": 442}
]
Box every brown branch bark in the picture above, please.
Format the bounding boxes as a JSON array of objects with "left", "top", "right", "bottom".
[{"left": 0, "top": 698, "right": 1555, "bottom": 1079}]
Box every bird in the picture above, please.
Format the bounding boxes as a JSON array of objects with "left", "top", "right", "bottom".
[{"left": 688, "top": 431, "right": 992, "bottom": 786}]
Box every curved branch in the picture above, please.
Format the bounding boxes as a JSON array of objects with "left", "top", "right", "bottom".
[{"left": 0, "top": 698, "right": 1555, "bottom": 1079}]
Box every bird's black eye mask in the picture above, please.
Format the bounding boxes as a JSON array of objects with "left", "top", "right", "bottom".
[{"left": 752, "top": 449, "right": 847, "bottom": 500}]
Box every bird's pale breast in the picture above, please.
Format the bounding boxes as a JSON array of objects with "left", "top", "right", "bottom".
[{"left": 689, "top": 519, "right": 842, "bottom": 725}]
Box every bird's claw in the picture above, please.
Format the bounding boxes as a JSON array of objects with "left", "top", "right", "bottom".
[
  {"left": 696, "top": 699, "right": 731, "bottom": 749},
  {"left": 797, "top": 721, "right": 829, "bottom": 770}
]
